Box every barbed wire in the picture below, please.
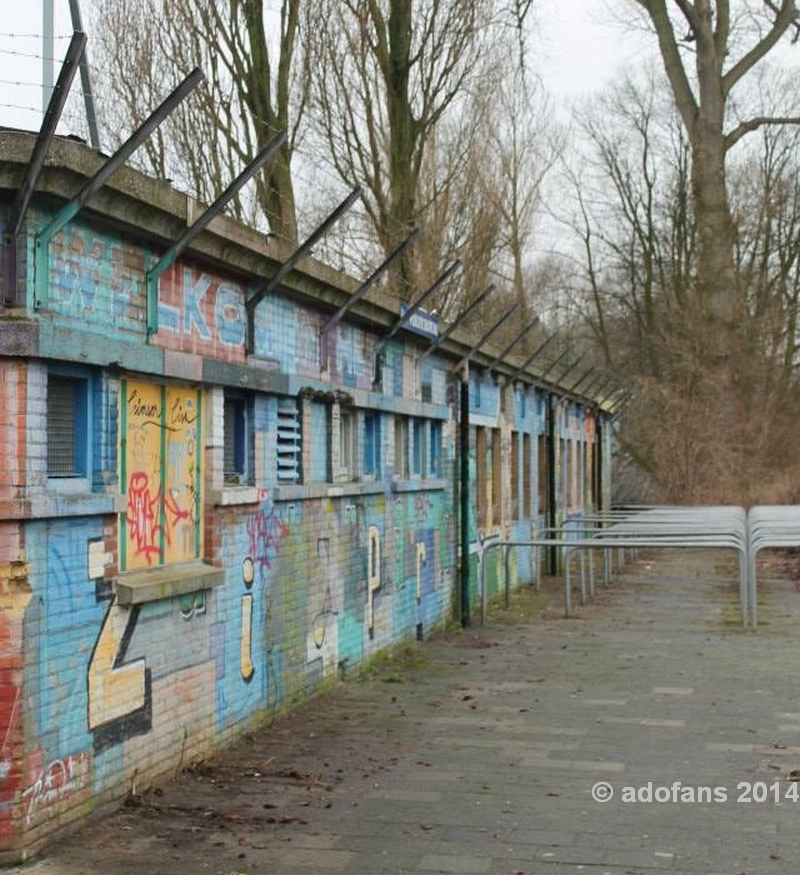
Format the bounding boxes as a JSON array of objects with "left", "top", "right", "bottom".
[
  {"left": 0, "top": 49, "right": 477, "bottom": 294},
  {"left": 0, "top": 32, "right": 73, "bottom": 40}
]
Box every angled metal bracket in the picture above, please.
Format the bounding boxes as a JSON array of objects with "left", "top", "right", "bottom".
[
  {"left": 3, "top": 31, "right": 86, "bottom": 306},
  {"left": 416, "top": 283, "right": 497, "bottom": 365},
  {"left": 145, "top": 130, "right": 287, "bottom": 336},
  {"left": 319, "top": 229, "right": 420, "bottom": 367},
  {"left": 373, "top": 260, "right": 461, "bottom": 386},
  {"left": 245, "top": 187, "right": 361, "bottom": 353},
  {"left": 452, "top": 302, "right": 520, "bottom": 375},
  {"left": 33, "top": 67, "right": 204, "bottom": 309},
  {"left": 569, "top": 366, "right": 596, "bottom": 394},
  {"left": 537, "top": 346, "right": 572, "bottom": 383},
  {"left": 487, "top": 316, "right": 540, "bottom": 374},
  {"left": 553, "top": 353, "right": 585, "bottom": 386},
  {"left": 67, "top": 0, "right": 99, "bottom": 148},
  {"left": 511, "top": 332, "right": 557, "bottom": 381}
]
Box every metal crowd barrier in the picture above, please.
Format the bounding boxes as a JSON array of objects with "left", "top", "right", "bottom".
[
  {"left": 479, "top": 505, "right": 800, "bottom": 631},
  {"left": 478, "top": 506, "right": 751, "bottom": 629},
  {"left": 747, "top": 506, "right": 800, "bottom": 630}
]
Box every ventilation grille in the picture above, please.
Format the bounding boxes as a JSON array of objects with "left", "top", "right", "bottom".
[
  {"left": 47, "top": 378, "right": 78, "bottom": 476},
  {"left": 277, "top": 398, "right": 301, "bottom": 483}
]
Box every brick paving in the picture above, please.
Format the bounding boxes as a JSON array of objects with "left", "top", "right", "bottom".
[{"left": 10, "top": 549, "right": 800, "bottom": 875}]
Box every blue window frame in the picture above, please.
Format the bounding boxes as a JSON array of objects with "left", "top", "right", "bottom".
[
  {"left": 364, "top": 411, "right": 381, "bottom": 478},
  {"left": 412, "top": 418, "right": 426, "bottom": 477},
  {"left": 224, "top": 395, "right": 246, "bottom": 482},
  {"left": 429, "top": 420, "right": 442, "bottom": 477},
  {"left": 47, "top": 369, "right": 90, "bottom": 482}
]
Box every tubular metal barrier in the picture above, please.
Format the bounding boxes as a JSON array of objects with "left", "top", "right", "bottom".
[
  {"left": 747, "top": 506, "right": 800, "bottom": 630},
  {"left": 478, "top": 505, "right": 752, "bottom": 629},
  {"left": 479, "top": 506, "right": 800, "bottom": 632}
]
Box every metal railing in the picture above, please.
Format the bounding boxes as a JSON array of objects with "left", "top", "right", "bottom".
[
  {"left": 478, "top": 505, "right": 754, "bottom": 629},
  {"left": 747, "top": 506, "right": 800, "bottom": 630}
]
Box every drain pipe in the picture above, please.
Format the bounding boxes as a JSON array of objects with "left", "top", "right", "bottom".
[
  {"left": 459, "top": 361, "right": 471, "bottom": 626},
  {"left": 547, "top": 393, "right": 558, "bottom": 576}
]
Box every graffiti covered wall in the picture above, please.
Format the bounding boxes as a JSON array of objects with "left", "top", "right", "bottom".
[{"left": 0, "top": 156, "right": 608, "bottom": 859}]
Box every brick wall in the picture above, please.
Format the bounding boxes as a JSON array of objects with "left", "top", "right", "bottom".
[{"left": 0, "top": 200, "right": 606, "bottom": 860}]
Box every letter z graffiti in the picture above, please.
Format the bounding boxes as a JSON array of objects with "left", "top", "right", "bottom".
[{"left": 87, "top": 598, "right": 152, "bottom": 752}]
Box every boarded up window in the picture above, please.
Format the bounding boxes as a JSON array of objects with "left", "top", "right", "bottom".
[
  {"left": 537, "top": 434, "right": 548, "bottom": 516},
  {"left": 394, "top": 417, "right": 409, "bottom": 479},
  {"left": 120, "top": 379, "right": 202, "bottom": 570},
  {"left": 523, "top": 433, "right": 532, "bottom": 518},
  {"left": 492, "top": 430, "right": 502, "bottom": 527},
  {"left": 475, "top": 427, "right": 487, "bottom": 527}
]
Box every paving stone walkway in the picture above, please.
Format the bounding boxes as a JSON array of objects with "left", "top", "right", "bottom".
[{"left": 11, "top": 548, "right": 800, "bottom": 875}]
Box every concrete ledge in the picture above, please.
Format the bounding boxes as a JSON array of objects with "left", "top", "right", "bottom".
[
  {"left": 391, "top": 478, "right": 448, "bottom": 493},
  {"left": 24, "top": 493, "right": 119, "bottom": 520},
  {"left": 211, "top": 486, "right": 261, "bottom": 507},
  {"left": 0, "top": 318, "right": 38, "bottom": 356},
  {"left": 116, "top": 561, "right": 225, "bottom": 605},
  {"left": 273, "top": 481, "right": 385, "bottom": 501}
]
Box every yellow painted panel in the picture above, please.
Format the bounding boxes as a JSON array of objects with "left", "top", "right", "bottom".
[
  {"left": 123, "top": 381, "right": 164, "bottom": 569},
  {"left": 164, "top": 386, "right": 201, "bottom": 564}
]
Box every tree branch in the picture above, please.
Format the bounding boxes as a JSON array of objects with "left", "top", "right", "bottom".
[
  {"left": 726, "top": 115, "right": 800, "bottom": 151},
  {"left": 634, "top": 0, "right": 699, "bottom": 131},
  {"left": 722, "top": 0, "right": 798, "bottom": 95}
]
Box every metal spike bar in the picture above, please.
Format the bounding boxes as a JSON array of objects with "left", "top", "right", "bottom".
[
  {"left": 537, "top": 346, "right": 572, "bottom": 382},
  {"left": 569, "top": 366, "right": 596, "bottom": 394},
  {"left": 580, "top": 371, "right": 607, "bottom": 398},
  {"left": 153, "top": 131, "right": 287, "bottom": 276},
  {"left": 452, "top": 302, "right": 520, "bottom": 374},
  {"left": 417, "top": 283, "right": 497, "bottom": 364},
  {"left": 320, "top": 229, "right": 421, "bottom": 362},
  {"left": 39, "top": 68, "right": 205, "bottom": 245},
  {"left": 246, "top": 187, "right": 361, "bottom": 351},
  {"left": 487, "top": 316, "right": 540, "bottom": 373},
  {"left": 146, "top": 131, "right": 288, "bottom": 335},
  {"left": 511, "top": 332, "right": 557, "bottom": 380},
  {"left": 593, "top": 377, "right": 619, "bottom": 404},
  {"left": 7, "top": 31, "right": 86, "bottom": 243},
  {"left": 376, "top": 259, "right": 462, "bottom": 351},
  {"left": 553, "top": 353, "right": 585, "bottom": 387},
  {"left": 68, "top": 0, "right": 99, "bottom": 148}
]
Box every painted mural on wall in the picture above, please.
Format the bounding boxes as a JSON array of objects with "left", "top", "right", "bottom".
[
  {"left": 3, "top": 162, "right": 611, "bottom": 861},
  {"left": 0, "top": 560, "right": 32, "bottom": 843},
  {"left": 120, "top": 379, "right": 202, "bottom": 570},
  {"left": 155, "top": 262, "right": 322, "bottom": 376},
  {"left": 217, "top": 488, "right": 450, "bottom": 710},
  {"left": 47, "top": 224, "right": 146, "bottom": 332},
  {"left": 156, "top": 264, "right": 249, "bottom": 363}
]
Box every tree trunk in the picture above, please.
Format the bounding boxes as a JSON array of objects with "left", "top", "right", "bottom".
[
  {"left": 385, "top": 0, "right": 418, "bottom": 288},
  {"left": 690, "top": 9, "right": 739, "bottom": 349}
]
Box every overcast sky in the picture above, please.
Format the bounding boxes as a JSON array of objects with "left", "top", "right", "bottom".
[
  {"left": 0, "top": 1, "right": 641, "bottom": 137},
  {"left": 3, "top": 3, "right": 798, "bottom": 143}
]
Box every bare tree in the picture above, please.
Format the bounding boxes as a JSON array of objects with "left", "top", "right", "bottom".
[
  {"left": 92, "top": 0, "right": 306, "bottom": 243},
  {"left": 633, "top": 1, "right": 800, "bottom": 358},
  {"left": 565, "top": 73, "right": 695, "bottom": 379},
  {"left": 308, "top": 0, "right": 506, "bottom": 293},
  {"left": 484, "top": 68, "right": 562, "bottom": 313},
  {"left": 564, "top": 60, "right": 800, "bottom": 502},
  {"left": 407, "top": 60, "right": 560, "bottom": 321},
  {"left": 566, "top": 2, "right": 800, "bottom": 502}
]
